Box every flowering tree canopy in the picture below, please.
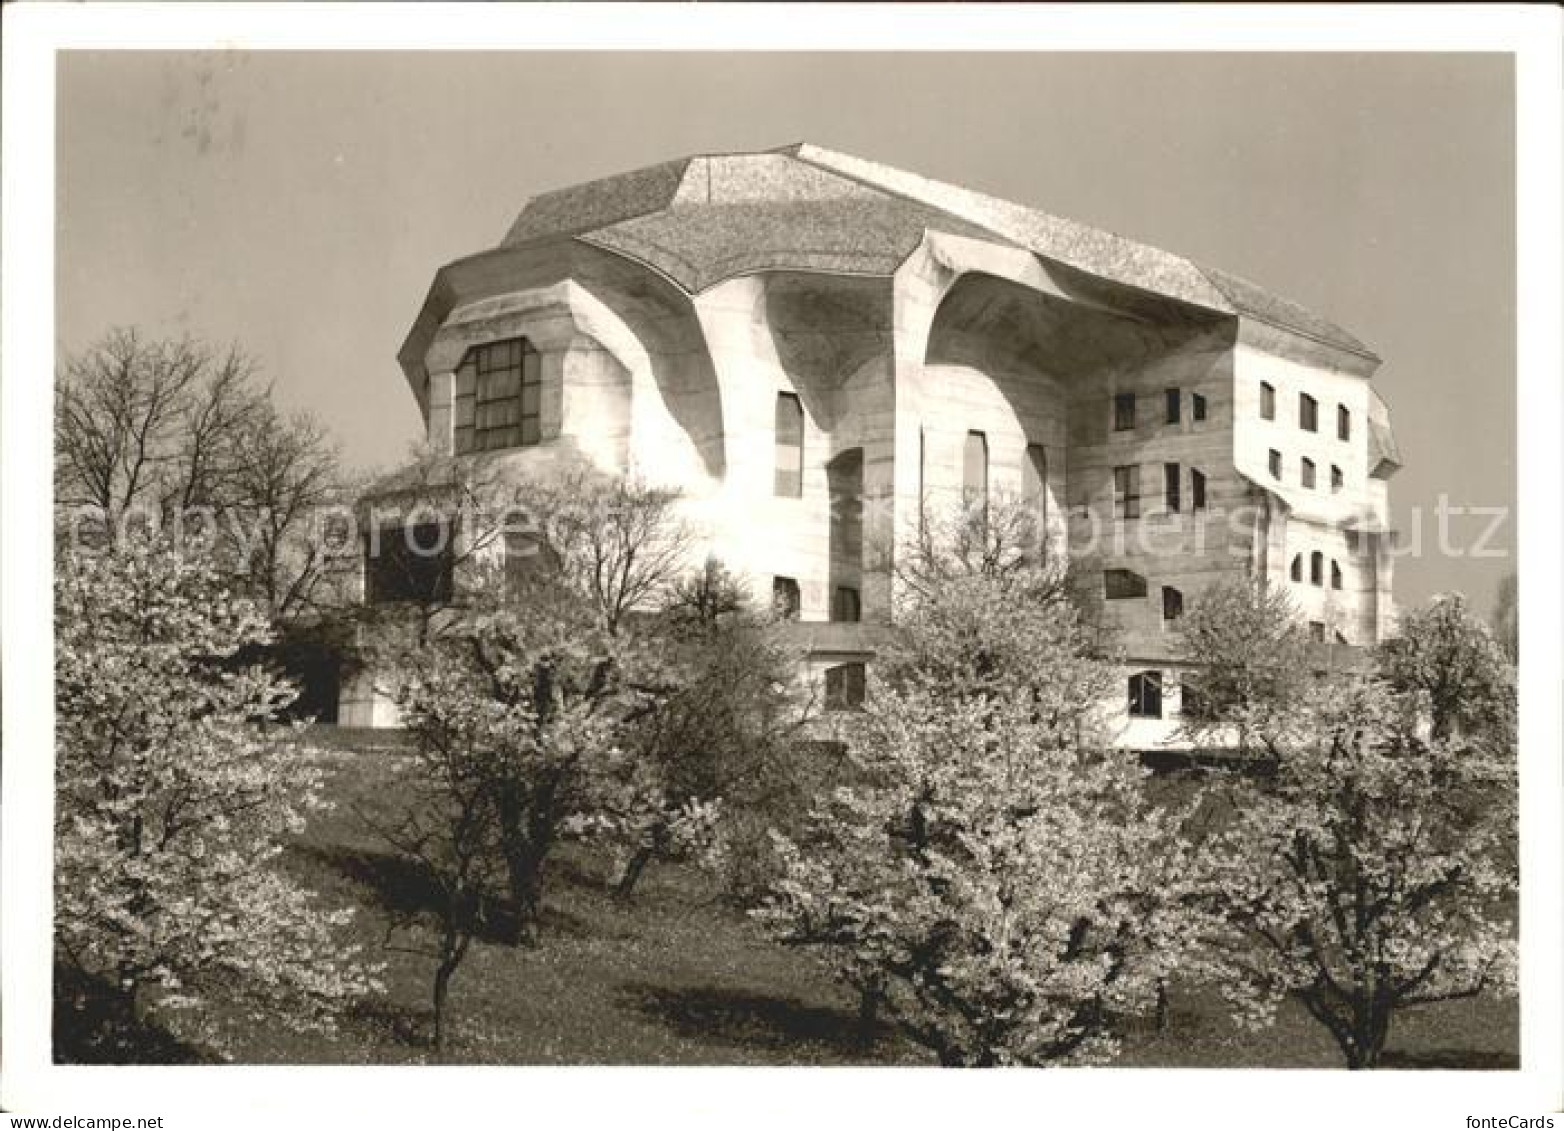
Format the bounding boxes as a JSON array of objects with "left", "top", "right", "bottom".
[
  {"left": 55, "top": 534, "right": 380, "bottom": 1054},
  {"left": 755, "top": 565, "right": 1212, "bottom": 1065}
]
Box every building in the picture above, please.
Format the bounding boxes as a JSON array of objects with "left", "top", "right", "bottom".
[{"left": 341, "top": 143, "right": 1400, "bottom": 743}]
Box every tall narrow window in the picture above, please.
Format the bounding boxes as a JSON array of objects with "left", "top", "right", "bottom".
[
  {"left": 832, "top": 586, "right": 861, "bottom": 624},
  {"left": 1331, "top": 464, "right": 1344, "bottom": 493},
  {"left": 1269, "top": 450, "right": 1283, "bottom": 480},
  {"left": 1162, "top": 586, "right": 1184, "bottom": 622},
  {"left": 1128, "top": 671, "right": 1163, "bottom": 719},
  {"left": 1113, "top": 393, "right": 1136, "bottom": 431},
  {"left": 774, "top": 392, "right": 804, "bottom": 497},
  {"left": 1191, "top": 468, "right": 1208, "bottom": 511},
  {"left": 1310, "top": 551, "right": 1324, "bottom": 587},
  {"left": 1023, "top": 443, "right": 1049, "bottom": 542},
  {"left": 1331, "top": 561, "right": 1343, "bottom": 590},
  {"left": 1301, "top": 457, "right": 1317, "bottom": 489},
  {"left": 453, "top": 337, "right": 541, "bottom": 455},
  {"left": 1164, "top": 462, "right": 1181, "bottom": 512},
  {"left": 824, "top": 662, "right": 866, "bottom": 711},
  {"left": 1192, "top": 392, "right": 1208, "bottom": 422},
  {"left": 1113, "top": 464, "right": 1141, "bottom": 519},
  {"left": 1338, "top": 404, "right": 1352, "bottom": 441},
  {"left": 1291, "top": 553, "right": 1304, "bottom": 583},
  {"left": 1165, "top": 388, "right": 1181, "bottom": 425},
  {"left": 963, "top": 430, "right": 989, "bottom": 511},
  {"left": 772, "top": 576, "right": 801, "bottom": 620},
  {"left": 1260, "top": 382, "right": 1276, "bottom": 421},
  {"left": 1300, "top": 393, "right": 1319, "bottom": 432}
]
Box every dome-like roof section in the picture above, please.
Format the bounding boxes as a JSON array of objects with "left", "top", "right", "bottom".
[{"left": 489, "top": 143, "right": 1377, "bottom": 361}]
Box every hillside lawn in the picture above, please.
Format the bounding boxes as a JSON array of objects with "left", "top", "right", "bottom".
[{"left": 161, "top": 727, "right": 1520, "bottom": 1068}]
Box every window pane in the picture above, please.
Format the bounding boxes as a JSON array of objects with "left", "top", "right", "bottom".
[
  {"left": 775, "top": 392, "right": 804, "bottom": 497},
  {"left": 1114, "top": 393, "right": 1136, "bottom": 431},
  {"left": 963, "top": 431, "right": 988, "bottom": 504}
]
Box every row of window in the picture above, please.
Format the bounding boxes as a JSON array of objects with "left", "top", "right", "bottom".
[
  {"left": 1112, "top": 462, "right": 1208, "bottom": 520},
  {"left": 1103, "top": 570, "right": 1184, "bottom": 622},
  {"left": 1260, "top": 383, "right": 1352, "bottom": 442},
  {"left": 1267, "top": 449, "right": 1345, "bottom": 493},
  {"left": 772, "top": 575, "right": 861, "bottom": 623},
  {"left": 1113, "top": 387, "right": 1208, "bottom": 432},
  {"left": 1291, "top": 551, "right": 1345, "bottom": 590}
]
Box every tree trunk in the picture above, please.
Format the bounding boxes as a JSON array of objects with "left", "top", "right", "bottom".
[
  {"left": 856, "top": 983, "right": 882, "bottom": 1050},
  {"left": 615, "top": 844, "right": 658, "bottom": 901},
  {"left": 432, "top": 954, "right": 457, "bottom": 1051}
]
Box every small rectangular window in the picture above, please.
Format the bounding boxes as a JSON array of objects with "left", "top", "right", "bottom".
[
  {"left": 1129, "top": 671, "right": 1163, "bottom": 719},
  {"left": 1260, "top": 382, "right": 1276, "bottom": 421},
  {"left": 1165, "top": 389, "right": 1181, "bottom": 425},
  {"left": 1309, "top": 621, "right": 1326, "bottom": 643},
  {"left": 1191, "top": 468, "right": 1207, "bottom": 511},
  {"left": 774, "top": 392, "right": 804, "bottom": 497},
  {"left": 772, "top": 576, "right": 801, "bottom": 620},
  {"left": 1164, "top": 462, "right": 1181, "bottom": 512},
  {"left": 1338, "top": 405, "right": 1352, "bottom": 442},
  {"left": 1104, "top": 569, "right": 1147, "bottom": 600},
  {"left": 1300, "top": 393, "right": 1319, "bottom": 433},
  {"left": 1301, "top": 457, "right": 1317, "bottom": 489},
  {"left": 1269, "top": 450, "right": 1283, "bottom": 480},
  {"left": 1113, "top": 464, "right": 1141, "bottom": 520},
  {"left": 1192, "top": 393, "right": 1207, "bottom": 422},
  {"left": 831, "top": 586, "right": 861, "bottom": 624},
  {"left": 1331, "top": 465, "right": 1344, "bottom": 493},
  {"left": 1113, "top": 393, "right": 1136, "bottom": 432},
  {"left": 824, "top": 662, "right": 866, "bottom": 711},
  {"left": 1162, "top": 586, "right": 1184, "bottom": 622}
]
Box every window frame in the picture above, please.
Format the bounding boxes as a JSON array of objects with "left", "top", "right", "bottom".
[
  {"left": 1128, "top": 670, "right": 1164, "bottom": 719},
  {"left": 1113, "top": 464, "right": 1141, "bottom": 520},
  {"left": 774, "top": 391, "right": 805, "bottom": 498},
  {"left": 1113, "top": 392, "right": 1137, "bottom": 432},
  {"left": 453, "top": 337, "right": 542, "bottom": 456},
  {"left": 1300, "top": 392, "right": 1319, "bottom": 433}
]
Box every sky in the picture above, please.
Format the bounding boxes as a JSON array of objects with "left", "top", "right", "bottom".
[{"left": 55, "top": 50, "right": 1516, "bottom": 611}]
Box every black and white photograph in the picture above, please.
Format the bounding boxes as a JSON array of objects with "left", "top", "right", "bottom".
[{"left": 3, "top": 5, "right": 1561, "bottom": 1128}]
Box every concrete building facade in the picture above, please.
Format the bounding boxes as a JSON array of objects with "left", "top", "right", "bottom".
[{"left": 343, "top": 144, "right": 1399, "bottom": 745}]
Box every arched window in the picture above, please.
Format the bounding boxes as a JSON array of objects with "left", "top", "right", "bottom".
[
  {"left": 1129, "top": 671, "right": 1163, "bottom": 719},
  {"left": 1291, "top": 554, "right": 1303, "bottom": 583},
  {"left": 454, "top": 337, "right": 541, "bottom": 455},
  {"left": 1104, "top": 569, "right": 1147, "bottom": 600},
  {"left": 1310, "top": 551, "right": 1324, "bottom": 586},
  {"left": 1331, "top": 560, "right": 1343, "bottom": 590}
]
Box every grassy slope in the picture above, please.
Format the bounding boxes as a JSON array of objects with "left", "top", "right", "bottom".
[{"left": 218, "top": 730, "right": 1517, "bottom": 1069}]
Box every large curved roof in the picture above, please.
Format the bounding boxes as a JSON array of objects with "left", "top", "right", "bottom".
[{"left": 490, "top": 142, "right": 1377, "bottom": 361}]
